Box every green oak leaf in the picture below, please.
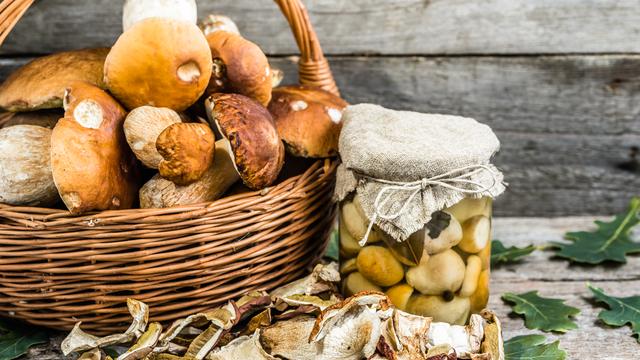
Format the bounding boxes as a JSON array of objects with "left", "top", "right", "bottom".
[
  {"left": 0, "top": 319, "right": 49, "bottom": 360},
  {"left": 491, "top": 240, "right": 536, "bottom": 266},
  {"left": 552, "top": 197, "right": 640, "bottom": 264},
  {"left": 504, "top": 334, "right": 566, "bottom": 360},
  {"left": 589, "top": 284, "right": 640, "bottom": 342},
  {"left": 502, "top": 291, "right": 580, "bottom": 333}
]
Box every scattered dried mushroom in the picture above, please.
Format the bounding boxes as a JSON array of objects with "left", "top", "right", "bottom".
[{"left": 62, "top": 263, "right": 504, "bottom": 360}]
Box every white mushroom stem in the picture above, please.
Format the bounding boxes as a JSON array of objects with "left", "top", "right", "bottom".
[
  {"left": 123, "top": 0, "right": 197, "bottom": 32},
  {"left": 139, "top": 138, "right": 239, "bottom": 208}
]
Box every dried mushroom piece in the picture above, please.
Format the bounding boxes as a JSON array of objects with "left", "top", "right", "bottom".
[
  {"left": 0, "top": 48, "right": 109, "bottom": 112},
  {"left": 208, "top": 331, "right": 276, "bottom": 360},
  {"left": 62, "top": 299, "right": 149, "bottom": 355},
  {"left": 259, "top": 316, "right": 317, "bottom": 359},
  {"left": 479, "top": 310, "right": 505, "bottom": 360},
  {"left": 271, "top": 262, "right": 340, "bottom": 298},
  {"left": 118, "top": 322, "right": 163, "bottom": 360}
]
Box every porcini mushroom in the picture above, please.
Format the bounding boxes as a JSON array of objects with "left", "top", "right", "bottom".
[
  {"left": 409, "top": 211, "right": 463, "bottom": 255},
  {"left": 343, "top": 272, "right": 382, "bottom": 296},
  {"left": 139, "top": 139, "right": 237, "bottom": 208},
  {"left": 459, "top": 255, "right": 482, "bottom": 297},
  {"left": 205, "top": 30, "right": 272, "bottom": 106},
  {"left": 0, "top": 48, "right": 109, "bottom": 112},
  {"left": 341, "top": 195, "right": 382, "bottom": 244},
  {"left": 200, "top": 14, "right": 240, "bottom": 36},
  {"left": 356, "top": 246, "right": 404, "bottom": 287},
  {"left": 405, "top": 249, "right": 465, "bottom": 295},
  {"left": 104, "top": 18, "right": 213, "bottom": 111},
  {"left": 51, "top": 82, "right": 138, "bottom": 214},
  {"left": 446, "top": 197, "right": 492, "bottom": 223},
  {"left": 0, "top": 125, "right": 58, "bottom": 206},
  {"left": 458, "top": 215, "right": 491, "bottom": 254},
  {"left": 385, "top": 284, "right": 414, "bottom": 311},
  {"left": 122, "top": 0, "right": 197, "bottom": 32},
  {"left": 1, "top": 110, "right": 61, "bottom": 129},
  {"left": 205, "top": 93, "right": 284, "bottom": 190},
  {"left": 123, "top": 106, "right": 182, "bottom": 168},
  {"left": 406, "top": 294, "right": 471, "bottom": 325},
  {"left": 268, "top": 85, "right": 348, "bottom": 158},
  {"left": 156, "top": 122, "right": 215, "bottom": 185}
]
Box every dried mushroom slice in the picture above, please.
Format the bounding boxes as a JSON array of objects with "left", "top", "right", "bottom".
[
  {"left": 427, "top": 314, "right": 484, "bottom": 358},
  {"left": 480, "top": 310, "right": 505, "bottom": 360},
  {"left": 61, "top": 299, "right": 149, "bottom": 355},
  {"left": 381, "top": 309, "right": 432, "bottom": 358},
  {"left": 208, "top": 331, "right": 276, "bottom": 360},
  {"left": 259, "top": 316, "right": 317, "bottom": 359},
  {"left": 271, "top": 262, "right": 339, "bottom": 298},
  {"left": 0, "top": 48, "right": 109, "bottom": 112},
  {"left": 118, "top": 322, "right": 163, "bottom": 360}
]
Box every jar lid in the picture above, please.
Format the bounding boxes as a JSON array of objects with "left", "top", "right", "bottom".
[{"left": 335, "top": 104, "right": 506, "bottom": 242}]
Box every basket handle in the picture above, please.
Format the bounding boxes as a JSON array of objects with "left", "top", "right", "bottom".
[{"left": 0, "top": 0, "right": 340, "bottom": 96}]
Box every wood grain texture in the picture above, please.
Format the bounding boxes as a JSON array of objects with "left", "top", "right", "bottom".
[
  {"left": 18, "top": 217, "right": 640, "bottom": 359},
  {"left": 3, "top": 0, "right": 640, "bottom": 55},
  {"left": 1, "top": 55, "right": 638, "bottom": 216}
]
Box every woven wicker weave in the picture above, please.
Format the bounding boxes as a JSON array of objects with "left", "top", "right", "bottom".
[{"left": 0, "top": 0, "right": 339, "bottom": 334}]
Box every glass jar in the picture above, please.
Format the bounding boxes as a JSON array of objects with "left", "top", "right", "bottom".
[{"left": 340, "top": 196, "right": 492, "bottom": 325}]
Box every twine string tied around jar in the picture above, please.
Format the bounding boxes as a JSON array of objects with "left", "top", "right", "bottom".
[{"left": 358, "top": 164, "right": 500, "bottom": 246}]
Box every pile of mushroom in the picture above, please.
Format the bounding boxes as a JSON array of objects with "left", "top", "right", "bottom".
[
  {"left": 339, "top": 196, "right": 493, "bottom": 324},
  {"left": 61, "top": 263, "right": 505, "bottom": 360},
  {"left": 0, "top": 0, "right": 347, "bottom": 214}
]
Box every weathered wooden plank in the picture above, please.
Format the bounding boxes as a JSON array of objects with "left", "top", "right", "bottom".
[
  {"left": 3, "top": 0, "right": 640, "bottom": 55},
  {"left": 1, "top": 55, "right": 639, "bottom": 216}
]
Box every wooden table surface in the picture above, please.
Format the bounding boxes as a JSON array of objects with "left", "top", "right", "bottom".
[{"left": 18, "top": 216, "right": 640, "bottom": 359}]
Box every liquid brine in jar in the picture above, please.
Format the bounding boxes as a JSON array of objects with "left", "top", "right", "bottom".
[{"left": 334, "top": 104, "right": 505, "bottom": 325}]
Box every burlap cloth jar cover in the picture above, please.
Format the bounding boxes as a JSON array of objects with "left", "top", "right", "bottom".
[{"left": 335, "top": 104, "right": 506, "bottom": 243}]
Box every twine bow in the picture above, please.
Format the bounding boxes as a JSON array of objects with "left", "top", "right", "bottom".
[{"left": 358, "top": 164, "right": 500, "bottom": 246}]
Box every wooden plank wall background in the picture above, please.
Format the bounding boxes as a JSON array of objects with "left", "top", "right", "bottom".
[{"left": 1, "top": 0, "right": 638, "bottom": 216}]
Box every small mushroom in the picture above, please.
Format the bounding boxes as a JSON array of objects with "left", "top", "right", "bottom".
[
  {"left": 459, "top": 255, "right": 482, "bottom": 297},
  {"left": 341, "top": 195, "right": 382, "bottom": 244},
  {"left": 205, "top": 93, "right": 284, "bottom": 190},
  {"left": 458, "top": 215, "right": 491, "bottom": 254},
  {"left": 339, "top": 258, "right": 358, "bottom": 275},
  {"left": 356, "top": 246, "right": 404, "bottom": 287},
  {"left": 410, "top": 211, "right": 463, "bottom": 255},
  {"left": 0, "top": 125, "right": 58, "bottom": 206},
  {"left": 343, "top": 272, "right": 382, "bottom": 296},
  {"left": 1, "top": 110, "right": 62, "bottom": 129},
  {"left": 123, "top": 0, "right": 197, "bottom": 32},
  {"left": 123, "top": 106, "right": 182, "bottom": 168},
  {"left": 205, "top": 30, "right": 272, "bottom": 106},
  {"left": 385, "top": 284, "right": 414, "bottom": 311},
  {"left": 156, "top": 122, "right": 215, "bottom": 185},
  {"left": 405, "top": 249, "right": 465, "bottom": 295},
  {"left": 339, "top": 216, "right": 362, "bottom": 258},
  {"left": 477, "top": 241, "right": 492, "bottom": 270},
  {"left": 406, "top": 294, "right": 471, "bottom": 325},
  {"left": 470, "top": 270, "right": 490, "bottom": 313},
  {"left": 446, "top": 197, "right": 491, "bottom": 224},
  {"left": 51, "top": 82, "right": 139, "bottom": 214},
  {"left": 104, "top": 18, "right": 213, "bottom": 111},
  {"left": 200, "top": 14, "right": 240, "bottom": 36},
  {"left": 0, "top": 48, "right": 109, "bottom": 112},
  {"left": 268, "top": 85, "right": 348, "bottom": 158},
  {"left": 139, "top": 139, "right": 237, "bottom": 208}
]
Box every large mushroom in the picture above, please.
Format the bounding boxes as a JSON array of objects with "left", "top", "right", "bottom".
[
  {"left": 268, "top": 85, "right": 348, "bottom": 158},
  {"left": 0, "top": 48, "right": 109, "bottom": 112},
  {"left": 205, "top": 93, "right": 284, "bottom": 190},
  {"left": 205, "top": 30, "right": 272, "bottom": 106},
  {"left": 122, "top": 0, "right": 197, "bottom": 32},
  {"left": 0, "top": 125, "right": 58, "bottom": 206},
  {"left": 138, "top": 93, "right": 284, "bottom": 208},
  {"left": 104, "top": 18, "right": 213, "bottom": 111},
  {"left": 51, "top": 82, "right": 139, "bottom": 214}
]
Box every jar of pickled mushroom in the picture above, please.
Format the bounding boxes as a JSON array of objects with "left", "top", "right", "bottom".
[{"left": 334, "top": 104, "right": 505, "bottom": 325}]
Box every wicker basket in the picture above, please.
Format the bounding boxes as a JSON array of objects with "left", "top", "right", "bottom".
[{"left": 0, "top": 0, "right": 339, "bottom": 334}]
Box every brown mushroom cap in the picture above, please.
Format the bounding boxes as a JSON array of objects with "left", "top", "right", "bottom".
[
  {"left": 51, "top": 82, "right": 139, "bottom": 214},
  {"left": 205, "top": 93, "right": 284, "bottom": 189},
  {"left": 0, "top": 109, "right": 62, "bottom": 129},
  {"left": 156, "top": 122, "right": 215, "bottom": 186},
  {"left": 268, "top": 85, "right": 348, "bottom": 158},
  {"left": 0, "top": 48, "right": 109, "bottom": 112},
  {"left": 104, "top": 17, "right": 213, "bottom": 111},
  {"left": 206, "top": 31, "right": 272, "bottom": 107}
]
